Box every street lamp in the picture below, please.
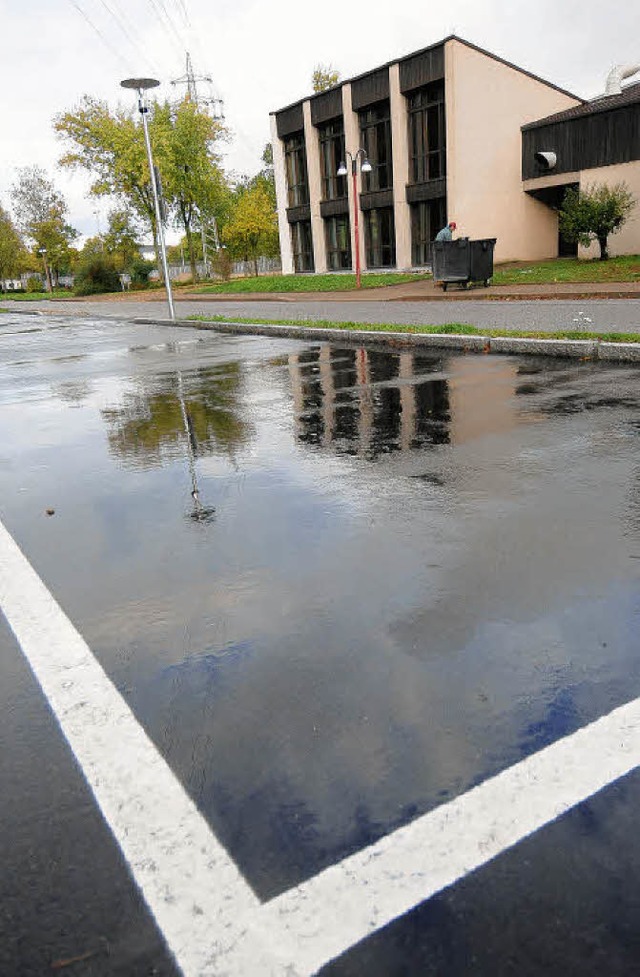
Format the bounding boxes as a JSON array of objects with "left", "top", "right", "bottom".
[
  {"left": 120, "top": 77, "right": 176, "bottom": 321},
  {"left": 38, "top": 247, "right": 52, "bottom": 292},
  {"left": 337, "top": 149, "right": 372, "bottom": 289}
]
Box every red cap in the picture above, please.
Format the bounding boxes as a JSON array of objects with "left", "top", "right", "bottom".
[{"left": 449, "top": 221, "right": 457, "bottom": 229}]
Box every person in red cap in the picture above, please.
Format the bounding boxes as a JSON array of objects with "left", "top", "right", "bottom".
[{"left": 435, "top": 220, "right": 457, "bottom": 241}]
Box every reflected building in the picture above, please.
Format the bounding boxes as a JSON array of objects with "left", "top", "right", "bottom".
[{"left": 288, "top": 346, "right": 451, "bottom": 460}]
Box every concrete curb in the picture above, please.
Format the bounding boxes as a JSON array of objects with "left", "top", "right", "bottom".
[
  {"left": 488, "top": 336, "right": 598, "bottom": 359},
  {"left": 596, "top": 342, "right": 640, "bottom": 362}
]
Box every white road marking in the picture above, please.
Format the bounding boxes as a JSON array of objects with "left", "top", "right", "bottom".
[{"left": 1, "top": 515, "right": 640, "bottom": 976}]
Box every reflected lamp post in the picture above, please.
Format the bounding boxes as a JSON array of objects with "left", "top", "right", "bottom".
[
  {"left": 337, "top": 149, "right": 372, "bottom": 289},
  {"left": 120, "top": 77, "right": 175, "bottom": 321}
]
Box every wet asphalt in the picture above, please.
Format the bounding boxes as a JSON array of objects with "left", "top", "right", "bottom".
[
  {"left": 1, "top": 311, "right": 640, "bottom": 974},
  {"left": 6, "top": 295, "right": 640, "bottom": 332}
]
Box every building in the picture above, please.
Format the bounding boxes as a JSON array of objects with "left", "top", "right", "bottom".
[{"left": 270, "top": 36, "right": 640, "bottom": 273}]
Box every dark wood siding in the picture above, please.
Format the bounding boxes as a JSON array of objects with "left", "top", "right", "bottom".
[
  {"left": 522, "top": 104, "right": 640, "bottom": 179},
  {"left": 351, "top": 68, "right": 390, "bottom": 111},
  {"left": 320, "top": 198, "right": 349, "bottom": 218},
  {"left": 399, "top": 46, "right": 445, "bottom": 93},
  {"left": 311, "top": 89, "right": 343, "bottom": 126},
  {"left": 406, "top": 178, "right": 447, "bottom": 203},
  {"left": 276, "top": 103, "right": 305, "bottom": 139},
  {"left": 286, "top": 204, "right": 311, "bottom": 224},
  {"left": 359, "top": 189, "right": 394, "bottom": 211}
]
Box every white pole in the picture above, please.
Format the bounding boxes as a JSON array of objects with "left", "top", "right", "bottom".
[{"left": 138, "top": 90, "right": 176, "bottom": 321}]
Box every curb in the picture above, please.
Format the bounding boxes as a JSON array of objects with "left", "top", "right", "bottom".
[{"left": 135, "top": 317, "right": 640, "bottom": 362}]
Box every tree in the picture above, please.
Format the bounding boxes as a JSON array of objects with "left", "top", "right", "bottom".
[
  {"left": 312, "top": 64, "right": 341, "bottom": 93},
  {"left": 10, "top": 167, "right": 77, "bottom": 289},
  {"left": 222, "top": 182, "right": 279, "bottom": 276},
  {"left": 0, "top": 205, "right": 28, "bottom": 288},
  {"left": 559, "top": 182, "right": 636, "bottom": 260},
  {"left": 54, "top": 95, "right": 229, "bottom": 282},
  {"left": 102, "top": 207, "right": 141, "bottom": 272}
]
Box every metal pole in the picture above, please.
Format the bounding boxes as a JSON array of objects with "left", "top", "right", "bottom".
[
  {"left": 138, "top": 90, "right": 175, "bottom": 321},
  {"left": 352, "top": 158, "right": 361, "bottom": 290}
]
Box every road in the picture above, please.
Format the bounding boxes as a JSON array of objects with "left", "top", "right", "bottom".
[
  {"left": 5, "top": 293, "right": 640, "bottom": 332},
  {"left": 1, "top": 310, "right": 640, "bottom": 975}
]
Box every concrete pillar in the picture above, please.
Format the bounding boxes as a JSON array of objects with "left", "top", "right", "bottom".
[
  {"left": 303, "top": 101, "right": 327, "bottom": 273},
  {"left": 342, "top": 83, "right": 368, "bottom": 272},
  {"left": 270, "top": 114, "right": 294, "bottom": 275},
  {"left": 389, "top": 63, "right": 412, "bottom": 271}
]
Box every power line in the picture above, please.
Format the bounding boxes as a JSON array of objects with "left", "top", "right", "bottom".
[
  {"left": 66, "top": 0, "right": 131, "bottom": 72},
  {"left": 145, "top": 0, "right": 185, "bottom": 59},
  {"left": 95, "top": 0, "right": 164, "bottom": 76}
]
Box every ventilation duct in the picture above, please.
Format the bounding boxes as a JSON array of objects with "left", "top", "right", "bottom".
[{"left": 605, "top": 63, "right": 640, "bottom": 96}]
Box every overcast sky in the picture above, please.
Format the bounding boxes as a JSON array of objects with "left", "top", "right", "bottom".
[{"left": 1, "top": 0, "right": 639, "bottom": 243}]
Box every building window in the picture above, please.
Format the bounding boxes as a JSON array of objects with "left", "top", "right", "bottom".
[
  {"left": 284, "top": 132, "right": 309, "bottom": 207},
  {"left": 411, "top": 197, "right": 446, "bottom": 266},
  {"left": 359, "top": 102, "right": 393, "bottom": 192},
  {"left": 318, "top": 119, "right": 347, "bottom": 202},
  {"left": 325, "top": 215, "right": 351, "bottom": 270},
  {"left": 291, "top": 221, "right": 314, "bottom": 272},
  {"left": 365, "top": 207, "right": 396, "bottom": 268},
  {"left": 408, "top": 81, "right": 446, "bottom": 183}
]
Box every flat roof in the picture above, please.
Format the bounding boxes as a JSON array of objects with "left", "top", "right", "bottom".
[{"left": 270, "top": 35, "right": 583, "bottom": 117}]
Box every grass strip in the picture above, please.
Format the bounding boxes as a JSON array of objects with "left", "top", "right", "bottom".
[
  {"left": 186, "top": 313, "right": 640, "bottom": 343},
  {"left": 492, "top": 255, "right": 640, "bottom": 285},
  {"left": 192, "top": 272, "right": 430, "bottom": 294}
]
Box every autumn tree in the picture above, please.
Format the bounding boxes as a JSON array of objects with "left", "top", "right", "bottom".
[
  {"left": 222, "top": 181, "right": 279, "bottom": 276},
  {"left": 10, "top": 167, "right": 77, "bottom": 289},
  {"left": 54, "top": 95, "right": 229, "bottom": 282},
  {"left": 312, "top": 64, "right": 341, "bottom": 93},
  {"left": 559, "top": 182, "right": 636, "bottom": 260},
  {"left": 102, "top": 207, "right": 141, "bottom": 272},
  {"left": 0, "top": 205, "right": 28, "bottom": 288}
]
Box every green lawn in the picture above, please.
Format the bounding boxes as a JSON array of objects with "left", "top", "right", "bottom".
[
  {"left": 0, "top": 289, "right": 72, "bottom": 301},
  {"left": 187, "top": 313, "right": 640, "bottom": 343},
  {"left": 492, "top": 255, "right": 640, "bottom": 285},
  {"left": 193, "top": 272, "right": 430, "bottom": 294}
]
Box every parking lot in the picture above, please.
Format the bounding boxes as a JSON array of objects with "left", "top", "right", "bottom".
[{"left": 1, "top": 311, "right": 640, "bottom": 975}]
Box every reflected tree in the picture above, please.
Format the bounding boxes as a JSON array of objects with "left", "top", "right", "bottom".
[{"left": 102, "top": 364, "right": 253, "bottom": 469}]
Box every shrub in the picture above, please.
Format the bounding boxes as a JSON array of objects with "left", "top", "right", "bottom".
[
  {"left": 74, "top": 254, "right": 121, "bottom": 296},
  {"left": 211, "top": 248, "right": 233, "bottom": 281},
  {"left": 130, "top": 257, "right": 155, "bottom": 285},
  {"left": 26, "top": 276, "right": 45, "bottom": 293}
]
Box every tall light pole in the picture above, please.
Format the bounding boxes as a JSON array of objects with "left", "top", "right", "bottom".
[
  {"left": 337, "top": 149, "right": 372, "bottom": 289},
  {"left": 120, "top": 77, "right": 176, "bottom": 321}
]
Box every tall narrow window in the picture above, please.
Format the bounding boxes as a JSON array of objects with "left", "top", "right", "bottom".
[
  {"left": 324, "top": 215, "right": 351, "bottom": 270},
  {"left": 410, "top": 197, "right": 446, "bottom": 266},
  {"left": 365, "top": 207, "right": 396, "bottom": 268},
  {"left": 408, "top": 81, "right": 446, "bottom": 183},
  {"left": 284, "top": 132, "right": 310, "bottom": 208},
  {"left": 359, "top": 102, "right": 393, "bottom": 192},
  {"left": 318, "top": 119, "right": 347, "bottom": 201},
  {"left": 291, "top": 221, "right": 314, "bottom": 272}
]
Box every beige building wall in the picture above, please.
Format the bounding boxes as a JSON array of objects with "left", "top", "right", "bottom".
[
  {"left": 270, "top": 114, "right": 294, "bottom": 274},
  {"left": 444, "top": 40, "right": 581, "bottom": 263},
  {"left": 577, "top": 161, "right": 640, "bottom": 258},
  {"left": 389, "top": 63, "right": 412, "bottom": 271},
  {"left": 303, "top": 101, "right": 328, "bottom": 273},
  {"left": 342, "top": 82, "right": 368, "bottom": 272}
]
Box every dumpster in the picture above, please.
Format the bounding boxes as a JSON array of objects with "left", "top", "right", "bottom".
[{"left": 432, "top": 237, "right": 497, "bottom": 290}]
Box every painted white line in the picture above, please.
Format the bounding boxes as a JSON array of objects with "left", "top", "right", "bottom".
[
  {"left": 0, "top": 519, "right": 281, "bottom": 977},
  {"left": 253, "top": 695, "right": 640, "bottom": 974},
  {"left": 2, "top": 513, "right": 640, "bottom": 977}
]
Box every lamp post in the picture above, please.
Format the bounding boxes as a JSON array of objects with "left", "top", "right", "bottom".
[
  {"left": 120, "top": 77, "right": 176, "bottom": 321},
  {"left": 337, "top": 149, "right": 372, "bottom": 289},
  {"left": 38, "top": 247, "right": 52, "bottom": 292}
]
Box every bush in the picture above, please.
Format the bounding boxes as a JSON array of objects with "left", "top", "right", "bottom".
[
  {"left": 130, "top": 257, "right": 155, "bottom": 285},
  {"left": 26, "top": 276, "right": 45, "bottom": 293},
  {"left": 74, "top": 255, "right": 121, "bottom": 296},
  {"left": 211, "top": 248, "right": 233, "bottom": 281}
]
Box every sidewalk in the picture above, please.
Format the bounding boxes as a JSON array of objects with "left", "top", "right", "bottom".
[{"left": 19, "top": 278, "right": 640, "bottom": 307}]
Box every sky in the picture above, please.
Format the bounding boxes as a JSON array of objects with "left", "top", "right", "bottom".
[{"left": 1, "top": 0, "right": 639, "bottom": 244}]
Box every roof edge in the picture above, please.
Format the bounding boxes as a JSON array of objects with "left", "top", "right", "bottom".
[{"left": 270, "top": 34, "right": 584, "bottom": 118}]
